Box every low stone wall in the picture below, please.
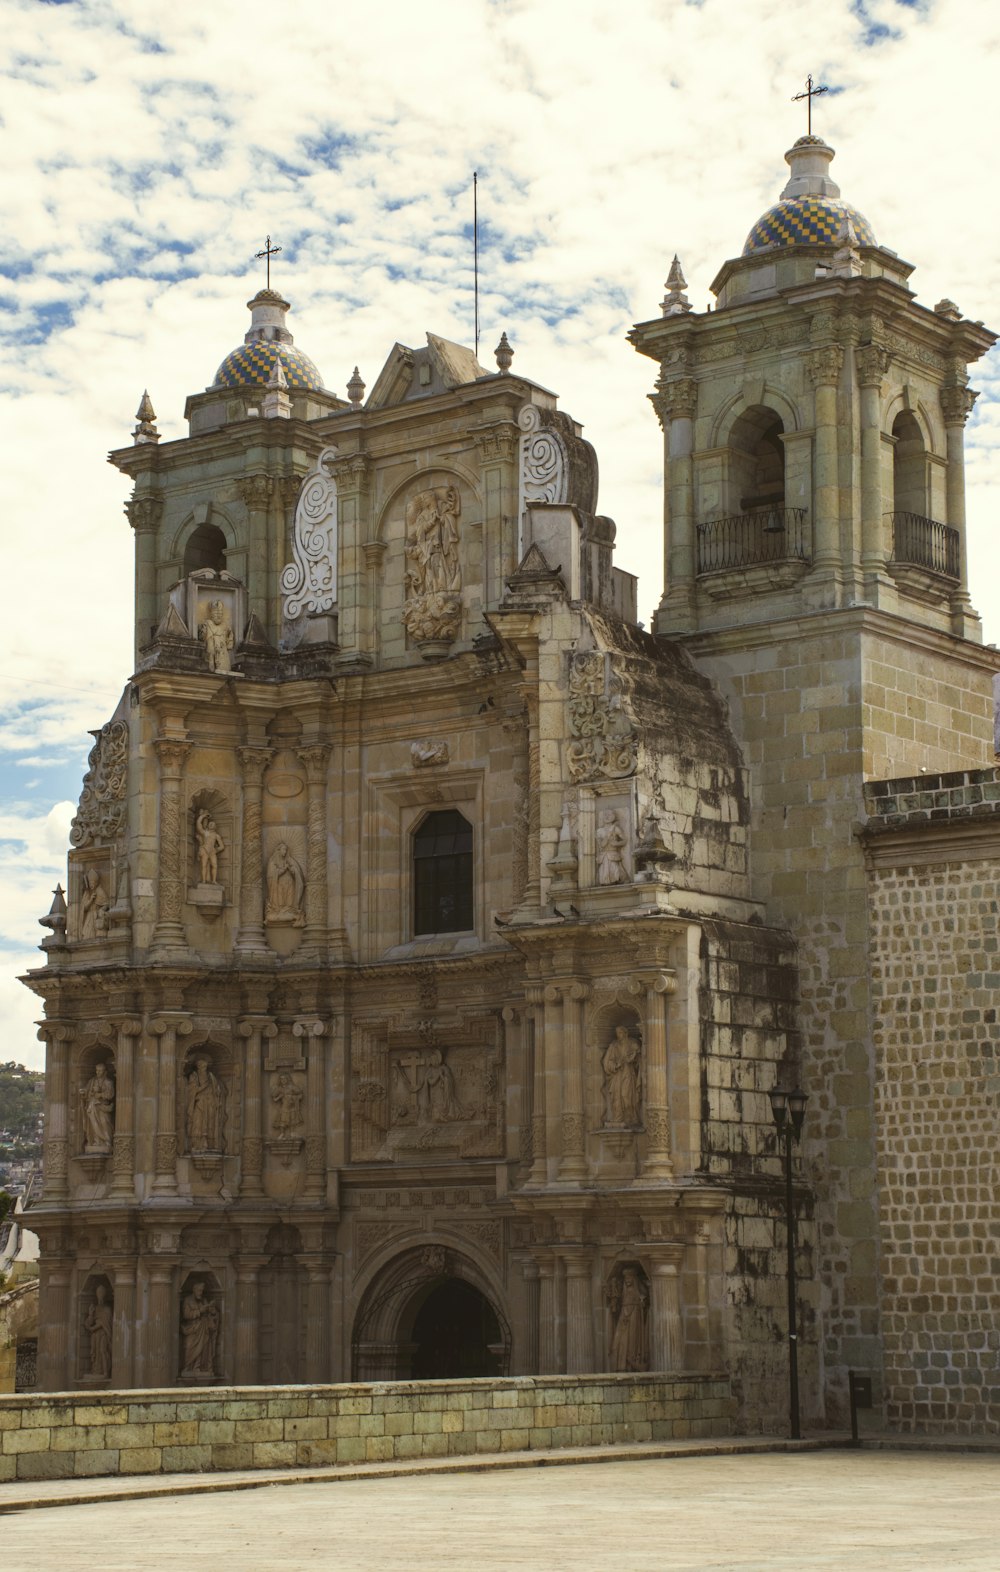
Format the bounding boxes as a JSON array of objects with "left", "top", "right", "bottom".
[{"left": 0, "top": 1373, "right": 733, "bottom": 1482}]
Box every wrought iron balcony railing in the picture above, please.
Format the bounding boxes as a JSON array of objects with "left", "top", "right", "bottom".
[
  {"left": 696, "top": 508, "right": 809, "bottom": 574},
  {"left": 889, "top": 511, "right": 960, "bottom": 580}
]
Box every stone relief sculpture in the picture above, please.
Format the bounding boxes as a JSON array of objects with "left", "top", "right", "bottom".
[
  {"left": 602, "top": 1026, "right": 642, "bottom": 1128},
  {"left": 70, "top": 716, "right": 129, "bottom": 849},
  {"left": 411, "top": 739, "right": 450, "bottom": 768},
  {"left": 402, "top": 484, "right": 463, "bottom": 650},
  {"left": 85, "top": 1283, "right": 113, "bottom": 1378},
  {"left": 265, "top": 842, "right": 306, "bottom": 926},
  {"left": 195, "top": 809, "right": 225, "bottom": 885},
  {"left": 281, "top": 446, "right": 338, "bottom": 620},
  {"left": 79, "top": 867, "right": 110, "bottom": 939},
  {"left": 393, "top": 1048, "right": 466, "bottom": 1126},
  {"left": 596, "top": 809, "right": 629, "bottom": 885},
  {"left": 199, "top": 599, "right": 235, "bottom": 673},
  {"left": 180, "top": 1280, "right": 220, "bottom": 1378},
  {"left": 80, "top": 1062, "right": 115, "bottom": 1152},
  {"left": 606, "top": 1264, "right": 650, "bottom": 1372},
  {"left": 185, "top": 1056, "right": 226, "bottom": 1152},
  {"left": 270, "top": 1070, "right": 304, "bottom": 1136},
  {"left": 519, "top": 403, "right": 568, "bottom": 504},
  {"left": 565, "top": 653, "right": 637, "bottom": 783}
]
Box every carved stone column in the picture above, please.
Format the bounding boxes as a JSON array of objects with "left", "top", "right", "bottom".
[
  {"left": 237, "top": 1016, "right": 277, "bottom": 1198},
  {"left": 304, "top": 1262, "right": 332, "bottom": 1381},
  {"left": 807, "top": 343, "right": 845, "bottom": 577},
  {"left": 857, "top": 344, "right": 891, "bottom": 578},
  {"left": 145, "top": 1261, "right": 177, "bottom": 1388},
  {"left": 474, "top": 420, "right": 519, "bottom": 605},
  {"left": 111, "top": 1261, "right": 137, "bottom": 1387},
  {"left": 537, "top": 1257, "right": 558, "bottom": 1373},
  {"left": 517, "top": 1257, "right": 540, "bottom": 1375},
  {"left": 126, "top": 493, "right": 163, "bottom": 666},
  {"left": 526, "top": 986, "right": 547, "bottom": 1186},
  {"left": 647, "top": 1249, "right": 683, "bottom": 1372},
  {"left": 296, "top": 744, "right": 331, "bottom": 959},
  {"left": 150, "top": 1014, "right": 193, "bottom": 1194},
  {"left": 359, "top": 537, "right": 385, "bottom": 662},
  {"left": 37, "top": 1258, "right": 72, "bottom": 1391},
  {"left": 295, "top": 1018, "right": 327, "bottom": 1200},
  {"left": 233, "top": 1259, "right": 264, "bottom": 1384},
  {"left": 39, "top": 1021, "right": 73, "bottom": 1202},
  {"left": 563, "top": 1252, "right": 595, "bottom": 1373},
  {"left": 237, "top": 471, "right": 274, "bottom": 630},
  {"left": 641, "top": 973, "right": 676, "bottom": 1182},
  {"left": 150, "top": 738, "right": 191, "bottom": 956},
  {"left": 941, "top": 381, "right": 978, "bottom": 631},
  {"left": 558, "top": 983, "right": 589, "bottom": 1185},
  {"left": 109, "top": 1018, "right": 142, "bottom": 1199},
  {"left": 652, "top": 377, "right": 696, "bottom": 633},
  {"left": 235, "top": 747, "right": 272, "bottom": 958}
]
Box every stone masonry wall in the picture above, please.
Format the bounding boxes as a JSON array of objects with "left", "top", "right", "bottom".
[
  {"left": 0, "top": 1373, "right": 734, "bottom": 1482},
  {"left": 864, "top": 769, "right": 1000, "bottom": 1434}
]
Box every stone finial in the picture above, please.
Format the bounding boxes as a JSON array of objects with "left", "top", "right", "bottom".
[
  {"left": 933, "top": 299, "right": 962, "bottom": 322},
  {"left": 132, "top": 390, "right": 160, "bottom": 445},
  {"left": 661, "top": 257, "right": 693, "bottom": 317},
  {"left": 39, "top": 884, "right": 68, "bottom": 955},
  {"left": 262, "top": 355, "right": 291, "bottom": 420},
  {"left": 347, "top": 366, "right": 365, "bottom": 407},
  {"left": 494, "top": 332, "right": 514, "bottom": 373}
]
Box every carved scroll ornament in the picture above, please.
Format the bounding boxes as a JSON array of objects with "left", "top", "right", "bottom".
[
  {"left": 70, "top": 718, "right": 129, "bottom": 848},
  {"left": 519, "top": 404, "right": 567, "bottom": 503},
  {"left": 565, "top": 652, "right": 637, "bottom": 782},
  {"left": 281, "top": 447, "right": 339, "bottom": 620}
]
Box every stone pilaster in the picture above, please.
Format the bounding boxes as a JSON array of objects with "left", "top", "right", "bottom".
[
  {"left": 651, "top": 375, "right": 696, "bottom": 634},
  {"left": 150, "top": 738, "right": 191, "bottom": 957},
  {"left": 233, "top": 1258, "right": 266, "bottom": 1384},
  {"left": 150, "top": 1013, "right": 193, "bottom": 1194},
  {"left": 647, "top": 1248, "right": 684, "bottom": 1372},
  {"left": 526, "top": 985, "right": 547, "bottom": 1186},
  {"left": 940, "top": 381, "right": 978, "bottom": 635},
  {"left": 237, "top": 471, "right": 275, "bottom": 630},
  {"left": 237, "top": 1016, "right": 277, "bottom": 1198},
  {"left": 144, "top": 1260, "right": 177, "bottom": 1387},
  {"left": 37, "top": 1257, "right": 72, "bottom": 1391},
  {"left": 641, "top": 972, "right": 676, "bottom": 1182},
  {"left": 295, "top": 1018, "right": 327, "bottom": 1200},
  {"left": 235, "top": 746, "right": 273, "bottom": 958},
  {"left": 39, "top": 1021, "right": 73, "bottom": 1203},
  {"left": 517, "top": 1257, "right": 540, "bottom": 1375},
  {"left": 296, "top": 744, "right": 331, "bottom": 958},
  {"left": 537, "top": 1256, "right": 558, "bottom": 1373},
  {"left": 304, "top": 1261, "right": 333, "bottom": 1381},
  {"left": 807, "top": 343, "right": 845, "bottom": 582},
  {"left": 108, "top": 1018, "right": 142, "bottom": 1199},
  {"left": 562, "top": 1251, "right": 595, "bottom": 1373},
  {"left": 856, "top": 343, "right": 891, "bottom": 580},
  {"left": 111, "top": 1261, "right": 137, "bottom": 1387},
  {"left": 125, "top": 493, "right": 163, "bottom": 666},
  {"left": 558, "top": 983, "right": 589, "bottom": 1185},
  {"left": 473, "top": 419, "right": 519, "bottom": 606}
]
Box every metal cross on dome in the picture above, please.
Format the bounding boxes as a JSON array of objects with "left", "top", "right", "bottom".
[
  {"left": 255, "top": 235, "right": 282, "bottom": 289},
  {"left": 792, "top": 74, "right": 829, "bottom": 136}
]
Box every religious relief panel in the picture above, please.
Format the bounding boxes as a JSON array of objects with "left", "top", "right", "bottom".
[
  {"left": 76, "top": 864, "right": 111, "bottom": 941},
  {"left": 565, "top": 653, "right": 637, "bottom": 783},
  {"left": 605, "top": 1262, "right": 650, "bottom": 1372},
  {"left": 402, "top": 483, "right": 463, "bottom": 655},
  {"left": 595, "top": 808, "right": 629, "bottom": 886},
  {"left": 350, "top": 1024, "right": 502, "bottom": 1162}
]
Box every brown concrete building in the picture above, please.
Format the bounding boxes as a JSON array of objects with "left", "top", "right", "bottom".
[{"left": 24, "top": 133, "right": 999, "bottom": 1434}]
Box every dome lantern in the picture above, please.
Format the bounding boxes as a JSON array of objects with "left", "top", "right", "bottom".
[{"left": 212, "top": 288, "right": 326, "bottom": 392}]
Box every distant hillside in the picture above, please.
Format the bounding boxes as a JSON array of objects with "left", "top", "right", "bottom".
[{"left": 0, "top": 1064, "right": 44, "bottom": 1159}]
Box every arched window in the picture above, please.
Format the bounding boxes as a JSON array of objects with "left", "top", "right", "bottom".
[
  {"left": 730, "top": 406, "right": 785, "bottom": 513},
  {"left": 184, "top": 523, "right": 227, "bottom": 575},
  {"left": 891, "top": 411, "right": 927, "bottom": 517},
  {"left": 413, "top": 809, "right": 473, "bottom": 935}
]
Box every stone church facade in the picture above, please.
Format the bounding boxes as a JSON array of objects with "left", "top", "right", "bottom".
[{"left": 25, "top": 134, "right": 999, "bottom": 1434}]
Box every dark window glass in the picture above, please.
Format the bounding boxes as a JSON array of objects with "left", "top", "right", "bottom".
[{"left": 413, "top": 809, "right": 473, "bottom": 935}]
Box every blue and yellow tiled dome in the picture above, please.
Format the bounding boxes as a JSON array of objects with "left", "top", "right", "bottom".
[
  {"left": 743, "top": 196, "right": 876, "bottom": 256},
  {"left": 214, "top": 340, "right": 325, "bottom": 391}
]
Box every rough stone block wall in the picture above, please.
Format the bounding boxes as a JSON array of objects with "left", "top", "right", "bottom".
[
  {"left": 865, "top": 770, "right": 1000, "bottom": 1434},
  {"left": 862, "top": 636, "right": 998, "bottom": 783},
  {"left": 698, "top": 921, "right": 817, "bottom": 1431},
  {"left": 0, "top": 1374, "right": 735, "bottom": 1482}
]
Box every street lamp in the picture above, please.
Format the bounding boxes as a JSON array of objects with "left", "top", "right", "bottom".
[{"left": 769, "top": 1085, "right": 808, "bottom": 1440}]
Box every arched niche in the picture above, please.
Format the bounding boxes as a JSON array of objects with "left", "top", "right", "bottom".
[
  {"left": 351, "top": 1240, "right": 510, "bottom": 1382},
  {"left": 603, "top": 1258, "right": 651, "bottom": 1373},
  {"left": 180, "top": 1042, "right": 231, "bottom": 1159},
  {"left": 891, "top": 409, "right": 929, "bottom": 517},
  {"left": 77, "top": 1270, "right": 114, "bottom": 1384},
  {"left": 728, "top": 405, "right": 787, "bottom": 515},
  {"left": 178, "top": 1268, "right": 224, "bottom": 1383},
  {"left": 75, "top": 1039, "right": 117, "bottom": 1160},
  {"left": 187, "top": 788, "right": 232, "bottom": 917}
]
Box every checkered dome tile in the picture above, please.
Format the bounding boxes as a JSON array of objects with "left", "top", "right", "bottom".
[
  {"left": 213, "top": 341, "right": 325, "bottom": 391},
  {"left": 742, "top": 198, "right": 876, "bottom": 256}
]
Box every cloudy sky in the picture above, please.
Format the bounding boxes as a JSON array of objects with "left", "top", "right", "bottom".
[{"left": 2, "top": 0, "right": 998, "bottom": 1068}]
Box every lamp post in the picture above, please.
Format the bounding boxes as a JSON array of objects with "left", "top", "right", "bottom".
[{"left": 769, "top": 1085, "right": 808, "bottom": 1440}]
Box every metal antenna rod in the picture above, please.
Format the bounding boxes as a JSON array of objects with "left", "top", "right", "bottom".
[{"left": 473, "top": 171, "right": 480, "bottom": 359}]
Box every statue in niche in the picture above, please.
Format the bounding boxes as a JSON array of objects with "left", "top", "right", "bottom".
[
  {"left": 180, "top": 1280, "right": 220, "bottom": 1378},
  {"left": 185, "top": 1055, "right": 225, "bottom": 1152},
  {"left": 85, "top": 1283, "right": 113, "bottom": 1379},
  {"left": 265, "top": 842, "right": 306, "bottom": 927},
  {"left": 606, "top": 1265, "right": 649, "bottom": 1372},
  {"left": 195, "top": 809, "right": 225, "bottom": 885},
  {"left": 602, "top": 1025, "right": 642, "bottom": 1128},
  {"left": 80, "top": 1061, "right": 115, "bottom": 1152},
  {"left": 199, "top": 598, "right": 234, "bottom": 673},
  {"left": 596, "top": 808, "right": 628, "bottom": 885},
  {"left": 270, "top": 1071, "right": 304, "bottom": 1136},
  {"left": 79, "top": 867, "right": 109, "bottom": 939}
]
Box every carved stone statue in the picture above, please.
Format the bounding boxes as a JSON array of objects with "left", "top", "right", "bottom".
[
  {"left": 199, "top": 599, "right": 234, "bottom": 673},
  {"left": 606, "top": 1265, "right": 649, "bottom": 1372},
  {"left": 195, "top": 809, "right": 225, "bottom": 884},
  {"left": 185, "top": 1056, "right": 225, "bottom": 1152},
  {"left": 85, "top": 1283, "right": 113, "bottom": 1378},
  {"left": 596, "top": 808, "right": 628, "bottom": 885},
  {"left": 79, "top": 867, "right": 109, "bottom": 939},
  {"left": 80, "top": 1062, "right": 115, "bottom": 1151},
  {"left": 270, "top": 1071, "right": 304, "bottom": 1136},
  {"left": 602, "top": 1025, "right": 642, "bottom": 1128},
  {"left": 180, "top": 1280, "right": 220, "bottom": 1377},
  {"left": 265, "top": 842, "right": 305, "bottom": 927},
  {"left": 402, "top": 484, "right": 463, "bottom": 649}
]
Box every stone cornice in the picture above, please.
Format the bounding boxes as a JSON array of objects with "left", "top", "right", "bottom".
[{"left": 861, "top": 814, "right": 1000, "bottom": 868}]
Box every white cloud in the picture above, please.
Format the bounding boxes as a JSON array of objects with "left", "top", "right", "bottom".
[{"left": 1, "top": 0, "right": 999, "bottom": 1058}]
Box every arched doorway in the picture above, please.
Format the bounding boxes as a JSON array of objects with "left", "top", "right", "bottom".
[{"left": 352, "top": 1244, "right": 510, "bottom": 1381}]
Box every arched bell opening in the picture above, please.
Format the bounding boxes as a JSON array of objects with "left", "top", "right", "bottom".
[
  {"left": 351, "top": 1244, "right": 510, "bottom": 1382},
  {"left": 183, "top": 522, "right": 228, "bottom": 576},
  {"left": 729, "top": 405, "right": 786, "bottom": 515},
  {"left": 891, "top": 410, "right": 928, "bottom": 517}
]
